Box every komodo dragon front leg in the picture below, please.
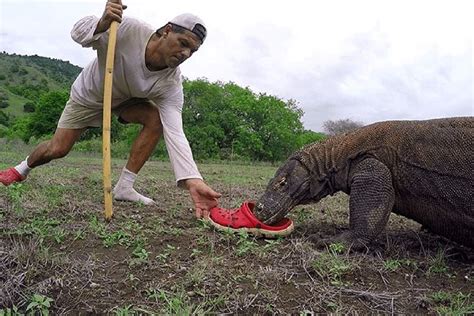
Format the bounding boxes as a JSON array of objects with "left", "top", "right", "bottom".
[{"left": 316, "top": 158, "right": 395, "bottom": 250}]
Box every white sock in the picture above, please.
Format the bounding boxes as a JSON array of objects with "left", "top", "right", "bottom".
[
  {"left": 14, "top": 156, "right": 32, "bottom": 177},
  {"left": 113, "top": 167, "right": 155, "bottom": 205}
]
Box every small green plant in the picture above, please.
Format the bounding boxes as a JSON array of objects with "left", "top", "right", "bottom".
[
  {"left": 295, "top": 207, "right": 312, "bottom": 222},
  {"left": 129, "top": 244, "right": 150, "bottom": 267},
  {"left": 147, "top": 287, "right": 224, "bottom": 314},
  {"left": 429, "top": 291, "right": 473, "bottom": 315},
  {"left": 254, "top": 238, "right": 283, "bottom": 258},
  {"left": 113, "top": 305, "right": 134, "bottom": 316},
  {"left": 89, "top": 215, "right": 134, "bottom": 248},
  {"left": 311, "top": 245, "right": 352, "bottom": 285},
  {"left": 151, "top": 217, "right": 166, "bottom": 232},
  {"left": 52, "top": 228, "right": 66, "bottom": 244},
  {"left": 103, "top": 230, "right": 132, "bottom": 248},
  {"left": 197, "top": 218, "right": 211, "bottom": 229},
  {"left": 89, "top": 214, "right": 106, "bottom": 235},
  {"left": 7, "top": 183, "right": 24, "bottom": 201},
  {"left": 384, "top": 259, "right": 402, "bottom": 271},
  {"left": 127, "top": 273, "right": 138, "bottom": 282},
  {"left": 147, "top": 287, "right": 221, "bottom": 314},
  {"left": 0, "top": 305, "right": 23, "bottom": 316},
  {"left": 155, "top": 251, "right": 170, "bottom": 262},
  {"left": 146, "top": 288, "right": 161, "bottom": 301},
  {"left": 235, "top": 231, "right": 258, "bottom": 256},
  {"left": 126, "top": 235, "right": 150, "bottom": 266},
  {"left": 261, "top": 239, "right": 282, "bottom": 252},
  {"left": 113, "top": 304, "right": 154, "bottom": 315},
  {"left": 43, "top": 185, "right": 66, "bottom": 208},
  {"left": 427, "top": 249, "right": 448, "bottom": 275},
  {"left": 328, "top": 242, "right": 346, "bottom": 254},
  {"left": 265, "top": 303, "right": 275, "bottom": 314},
  {"left": 73, "top": 229, "right": 86, "bottom": 240},
  {"left": 6, "top": 183, "right": 25, "bottom": 213},
  {"left": 191, "top": 248, "right": 202, "bottom": 258},
  {"left": 156, "top": 244, "right": 176, "bottom": 263},
  {"left": 156, "top": 290, "right": 193, "bottom": 314},
  {"left": 123, "top": 219, "right": 143, "bottom": 232},
  {"left": 26, "top": 294, "right": 53, "bottom": 316},
  {"left": 14, "top": 216, "right": 61, "bottom": 243},
  {"left": 132, "top": 247, "right": 150, "bottom": 260},
  {"left": 324, "top": 301, "right": 342, "bottom": 312},
  {"left": 185, "top": 268, "right": 207, "bottom": 288},
  {"left": 383, "top": 258, "right": 417, "bottom": 272}
]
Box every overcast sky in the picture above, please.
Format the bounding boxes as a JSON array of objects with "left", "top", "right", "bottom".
[{"left": 1, "top": 0, "right": 472, "bottom": 131}]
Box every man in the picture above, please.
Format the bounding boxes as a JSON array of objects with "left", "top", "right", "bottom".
[{"left": 0, "top": 0, "right": 221, "bottom": 218}]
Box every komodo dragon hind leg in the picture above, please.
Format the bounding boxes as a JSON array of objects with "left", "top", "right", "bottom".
[{"left": 313, "top": 158, "right": 395, "bottom": 250}]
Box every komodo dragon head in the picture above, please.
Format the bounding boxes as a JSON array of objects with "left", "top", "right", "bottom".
[{"left": 254, "top": 151, "right": 332, "bottom": 225}]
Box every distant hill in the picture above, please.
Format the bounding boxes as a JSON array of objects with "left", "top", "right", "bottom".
[{"left": 0, "top": 52, "right": 82, "bottom": 117}]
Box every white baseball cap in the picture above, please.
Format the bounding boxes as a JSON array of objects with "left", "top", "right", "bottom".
[{"left": 169, "top": 13, "right": 207, "bottom": 43}]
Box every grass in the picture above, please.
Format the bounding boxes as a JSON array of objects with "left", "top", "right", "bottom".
[
  {"left": 1, "top": 144, "right": 473, "bottom": 314},
  {"left": 311, "top": 243, "right": 353, "bottom": 286},
  {"left": 427, "top": 249, "right": 449, "bottom": 275},
  {"left": 0, "top": 87, "right": 32, "bottom": 117},
  {"left": 383, "top": 258, "right": 417, "bottom": 272},
  {"left": 429, "top": 291, "right": 474, "bottom": 315},
  {"left": 25, "top": 294, "right": 54, "bottom": 316}
]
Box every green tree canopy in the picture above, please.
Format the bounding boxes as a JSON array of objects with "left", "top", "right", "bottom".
[
  {"left": 0, "top": 110, "right": 11, "bottom": 127},
  {"left": 182, "top": 78, "right": 319, "bottom": 161},
  {"left": 5, "top": 90, "right": 68, "bottom": 142},
  {"left": 27, "top": 90, "right": 69, "bottom": 138}
]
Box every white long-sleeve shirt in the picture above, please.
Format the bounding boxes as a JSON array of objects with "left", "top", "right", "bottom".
[{"left": 70, "top": 16, "right": 202, "bottom": 184}]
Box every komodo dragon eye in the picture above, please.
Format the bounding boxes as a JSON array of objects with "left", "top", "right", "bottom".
[{"left": 275, "top": 177, "right": 287, "bottom": 188}]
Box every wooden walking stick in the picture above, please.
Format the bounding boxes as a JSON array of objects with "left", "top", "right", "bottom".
[{"left": 103, "top": 21, "right": 119, "bottom": 220}]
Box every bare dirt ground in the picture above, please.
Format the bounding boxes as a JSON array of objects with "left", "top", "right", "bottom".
[{"left": 1, "top": 147, "right": 473, "bottom": 314}]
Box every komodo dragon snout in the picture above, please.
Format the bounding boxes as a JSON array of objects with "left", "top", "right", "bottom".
[{"left": 255, "top": 156, "right": 326, "bottom": 225}]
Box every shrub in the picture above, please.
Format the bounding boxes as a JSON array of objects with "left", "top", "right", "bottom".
[
  {"left": 23, "top": 102, "right": 36, "bottom": 113},
  {"left": 0, "top": 110, "right": 11, "bottom": 126}
]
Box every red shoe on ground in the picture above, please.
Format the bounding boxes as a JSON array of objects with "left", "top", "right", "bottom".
[
  {"left": 0, "top": 167, "right": 26, "bottom": 186},
  {"left": 208, "top": 201, "right": 294, "bottom": 238}
]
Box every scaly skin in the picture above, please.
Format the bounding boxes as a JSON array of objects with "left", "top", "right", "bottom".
[{"left": 254, "top": 117, "right": 474, "bottom": 249}]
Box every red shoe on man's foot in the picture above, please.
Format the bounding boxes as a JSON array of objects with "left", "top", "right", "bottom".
[{"left": 0, "top": 167, "right": 26, "bottom": 186}]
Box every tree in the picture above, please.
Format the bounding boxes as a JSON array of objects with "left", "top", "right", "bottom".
[
  {"left": 8, "top": 84, "right": 49, "bottom": 100},
  {"left": 296, "top": 130, "right": 326, "bottom": 148},
  {"left": 23, "top": 102, "right": 36, "bottom": 113},
  {"left": 323, "top": 118, "right": 364, "bottom": 136},
  {"left": 27, "top": 90, "right": 69, "bottom": 139},
  {"left": 0, "top": 110, "right": 11, "bottom": 126},
  {"left": 182, "top": 79, "right": 309, "bottom": 161},
  {"left": 6, "top": 116, "right": 32, "bottom": 142}
]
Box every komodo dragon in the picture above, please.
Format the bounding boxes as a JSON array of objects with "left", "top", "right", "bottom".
[{"left": 253, "top": 117, "right": 473, "bottom": 248}]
